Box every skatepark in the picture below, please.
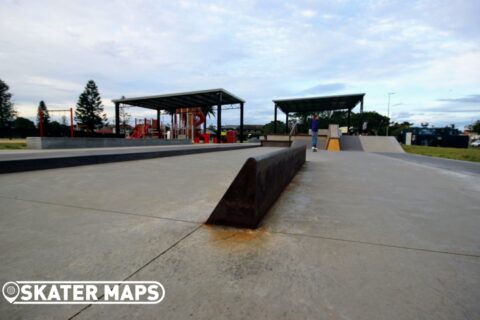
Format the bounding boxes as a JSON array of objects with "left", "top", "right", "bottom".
[{"left": 0, "top": 138, "right": 479, "bottom": 319}]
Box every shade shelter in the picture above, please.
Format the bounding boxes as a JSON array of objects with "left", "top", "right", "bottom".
[
  {"left": 112, "top": 88, "right": 245, "bottom": 142},
  {"left": 272, "top": 93, "right": 365, "bottom": 134}
]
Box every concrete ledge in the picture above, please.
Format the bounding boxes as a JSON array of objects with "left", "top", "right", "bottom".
[
  {"left": 27, "top": 137, "right": 191, "bottom": 149},
  {"left": 206, "top": 141, "right": 306, "bottom": 228},
  {"left": 0, "top": 144, "right": 260, "bottom": 174},
  {"left": 261, "top": 140, "right": 291, "bottom": 147}
]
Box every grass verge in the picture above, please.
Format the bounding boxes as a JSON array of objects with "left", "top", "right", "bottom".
[
  {"left": 402, "top": 145, "right": 480, "bottom": 163},
  {"left": 0, "top": 139, "right": 27, "bottom": 150}
]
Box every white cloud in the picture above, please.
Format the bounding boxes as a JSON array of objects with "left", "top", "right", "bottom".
[{"left": 0, "top": 0, "right": 479, "bottom": 128}]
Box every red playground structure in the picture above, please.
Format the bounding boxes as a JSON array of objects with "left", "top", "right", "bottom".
[
  {"left": 128, "top": 107, "right": 208, "bottom": 142},
  {"left": 129, "top": 119, "right": 153, "bottom": 139}
]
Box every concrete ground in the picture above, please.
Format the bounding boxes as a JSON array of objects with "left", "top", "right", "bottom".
[
  {"left": 377, "top": 151, "right": 480, "bottom": 176},
  {"left": 0, "top": 143, "right": 259, "bottom": 161},
  {"left": 0, "top": 148, "right": 479, "bottom": 319}
]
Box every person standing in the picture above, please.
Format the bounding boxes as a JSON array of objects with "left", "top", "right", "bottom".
[{"left": 311, "top": 114, "right": 319, "bottom": 151}]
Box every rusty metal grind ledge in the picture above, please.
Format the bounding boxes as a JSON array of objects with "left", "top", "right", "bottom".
[{"left": 206, "top": 142, "right": 307, "bottom": 228}]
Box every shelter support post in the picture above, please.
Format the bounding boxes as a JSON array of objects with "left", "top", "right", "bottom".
[
  {"left": 285, "top": 112, "right": 289, "bottom": 134},
  {"left": 347, "top": 109, "right": 351, "bottom": 134},
  {"left": 217, "top": 92, "right": 222, "bottom": 143},
  {"left": 70, "top": 108, "right": 74, "bottom": 137},
  {"left": 359, "top": 97, "right": 364, "bottom": 134},
  {"left": 156, "top": 109, "right": 161, "bottom": 138},
  {"left": 240, "top": 102, "right": 244, "bottom": 143},
  {"left": 203, "top": 108, "right": 207, "bottom": 134},
  {"left": 115, "top": 102, "right": 120, "bottom": 137},
  {"left": 274, "top": 105, "right": 278, "bottom": 134}
]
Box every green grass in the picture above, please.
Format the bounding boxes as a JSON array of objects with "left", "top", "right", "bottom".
[
  {"left": 402, "top": 145, "right": 480, "bottom": 163},
  {"left": 0, "top": 139, "right": 27, "bottom": 150}
]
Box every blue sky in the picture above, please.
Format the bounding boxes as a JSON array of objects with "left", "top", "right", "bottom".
[{"left": 1, "top": 0, "right": 479, "bottom": 128}]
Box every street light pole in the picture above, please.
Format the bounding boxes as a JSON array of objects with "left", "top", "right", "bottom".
[{"left": 386, "top": 92, "right": 395, "bottom": 136}]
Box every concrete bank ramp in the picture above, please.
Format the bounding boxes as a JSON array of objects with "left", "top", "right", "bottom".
[
  {"left": 341, "top": 136, "right": 404, "bottom": 153},
  {"left": 340, "top": 136, "right": 363, "bottom": 151}
]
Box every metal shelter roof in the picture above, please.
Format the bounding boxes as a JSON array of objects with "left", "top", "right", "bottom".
[
  {"left": 112, "top": 88, "right": 244, "bottom": 110},
  {"left": 273, "top": 93, "right": 365, "bottom": 114}
]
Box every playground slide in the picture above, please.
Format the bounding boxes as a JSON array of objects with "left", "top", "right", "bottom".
[
  {"left": 193, "top": 112, "right": 206, "bottom": 141},
  {"left": 129, "top": 124, "right": 149, "bottom": 139}
]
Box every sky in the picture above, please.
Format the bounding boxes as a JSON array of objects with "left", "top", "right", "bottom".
[{"left": 1, "top": 0, "right": 479, "bottom": 128}]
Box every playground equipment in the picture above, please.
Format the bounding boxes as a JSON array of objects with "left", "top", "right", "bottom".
[
  {"left": 38, "top": 108, "right": 74, "bottom": 138},
  {"left": 172, "top": 107, "right": 206, "bottom": 141},
  {"left": 129, "top": 108, "right": 209, "bottom": 142},
  {"left": 129, "top": 118, "right": 157, "bottom": 139}
]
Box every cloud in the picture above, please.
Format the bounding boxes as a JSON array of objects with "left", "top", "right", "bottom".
[
  {"left": 424, "top": 107, "right": 480, "bottom": 113},
  {"left": 298, "top": 83, "right": 347, "bottom": 95},
  {"left": 0, "top": 0, "right": 479, "bottom": 128},
  {"left": 299, "top": 10, "right": 317, "bottom": 18},
  {"left": 437, "top": 94, "right": 480, "bottom": 104}
]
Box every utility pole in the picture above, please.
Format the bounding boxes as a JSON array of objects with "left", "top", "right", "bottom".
[{"left": 386, "top": 92, "right": 395, "bottom": 136}]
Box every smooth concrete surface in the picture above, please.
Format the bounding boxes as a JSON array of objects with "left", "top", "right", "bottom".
[
  {"left": 0, "top": 147, "right": 277, "bottom": 223},
  {"left": 341, "top": 136, "right": 404, "bottom": 153},
  {"left": 377, "top": 152, "right": 480, "bottom": 176},
  {"left": 359, "top": 136, "right": 404, "bottom": 153},
  {"left": 340, "top": 135, "right": 364, "bottom": 151},
  {"left": 0, "top": 143, "right": 260, "bottom": 161},
  {"left": 1, "top": 148, "right": 479, "bottom": 319},
  {"left": 263, "top": 151, "right": 480, "bottom": 255},
  {"left": 0, "top": 198, "right": 198, "bottom": 320},
  {"left": 27, "top": 137, "right": 191, "bottom": 149},
  {"left": 0, "top": 143, "right": 261, "bottom": 174},
  {"left": 77, "top": 227, "right": 480, "bottom": 320}
]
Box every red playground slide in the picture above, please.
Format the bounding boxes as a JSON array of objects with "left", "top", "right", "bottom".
[{"left": 129, "top": 124, "right": 149, "bottom": 139}]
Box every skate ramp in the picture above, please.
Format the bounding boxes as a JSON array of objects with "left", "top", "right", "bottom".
[
  {"left": 360, "top": 136, "right": 404, "bottom": 153},
  {"left": 326, "top": 124, "right": 341, "bottom": 151},
  {"left": 340, "top": 136, "right": 364, "bottom": 151},
  {"left": 341, "top": 136, "right": 404, "bottom": 153}
]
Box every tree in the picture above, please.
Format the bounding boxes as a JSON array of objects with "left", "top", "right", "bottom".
[
  {"left": 75, "top": 80, "right": 107, "bottom": 132},
  {"left": 262, "top": 120, "right": 286, "bottom": 136},
  {"left": 14, "top": 117, "right": 36, "bottom": 130},
  {"left": 389, "top": 121, "right": 413, "bottom": 137},
  {"left": 36, "top": 100, "right": 50, "bottom": 130},
  {"left": 48, "top": 121, "right": 65, "bottom": 136},
  {"left": 290, "top": 112, "right": 313, "bottom": 133},
  {"left": 351, "top": 111, "right": 390, "bottom": 135},
  {"left": 470, "top": 120, "right": 480, "bottom": 134},
  {"left": 201, "top": 106, "right": 216, "bottom": 133},
  {"left": 120, "top": 105, "right": 131, "bottom": 129},
  {"left": 0, "top": 79, "right": 16, "bottom": 129}
]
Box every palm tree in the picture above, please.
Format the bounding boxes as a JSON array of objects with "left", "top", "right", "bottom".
[{"left": 201, "top": 106, "right": 215, "bottom": 133}]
